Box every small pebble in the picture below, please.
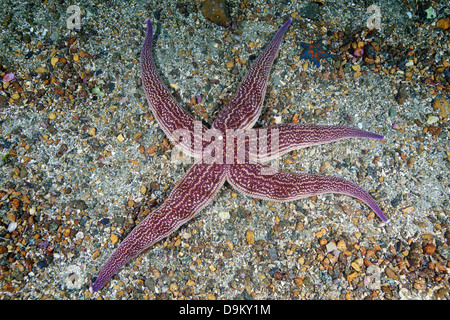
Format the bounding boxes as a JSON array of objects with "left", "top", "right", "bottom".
[
  {"left": 87, "top": 128, "right": 96, "bottom": 136},
  {"left": 351, "top": 261, "right": 361, "bottom": 272},
  {"left": 35, "top": 67, "right": 49, "bottom": 74},
  {"left": 407, "top": 157, "right": 415, "bottom": 168},
  {"left": 201, "top": 0, "right": 231, "bottom": 28},
  {"left": 436, "top": 18, "right": 449, "bottom": 30},
  {"left": 110, "top": 234, "right": 119, "bottom": 245},
  {"left": 326, "top": 242, "right": 337, "bottom": 253},
  {"left": 218, "top": 211, "right": 230, "bottom": 220},
  {"left": 423, "top": 244, "right": 436, "bottom": 255},
  {"left": 246, "top": 229, "right": 255, "bottom": 245},
  {"left": 426, "top": 114, "right": 439, "bottom": 125},
  {"left": 7, "top": 221, "right": 17, "bottom": 233},
  {"left": 401, "top": 206, "right": 414, "bottom": 214},
  {"left": 2, "top": 73, "right": 14, "bottom": 82},
  {"left": 117, "top": 134, "right": 125, "bottom": 142},
  {"left": 351, "top": 64, "right": 361, "bottom": 72},
  {"left": 385, "top": 267, "right": 399, "bottom": 280},
  {"left": 336, "top": 240, "right": 347, "bottom": 251},
  {"left": 0, "top": 95, "right": 8, "bottom": 108},
  {"left": 51, "top": 57, "right": 59, "bottom": 67}
]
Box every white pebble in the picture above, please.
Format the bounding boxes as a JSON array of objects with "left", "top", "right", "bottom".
[
  {"left": 75, "top": 231, "right": 84, "bottom": 241},
  {"left": 7, "top": 222, "right": 17, "bottom": 233},
  {"left": 326, "top": 242, "right": 337, "bottom": 253},
  {"left": 218, "top": 211, "right": 230, "bottom": 220}
]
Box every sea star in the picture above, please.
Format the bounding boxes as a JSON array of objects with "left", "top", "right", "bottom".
[
  {"left": 299, "top": 40, "right": 332, "bottom": 68},
  {"left": 91, "top": 18, "right": 387, "bottom": 292}
]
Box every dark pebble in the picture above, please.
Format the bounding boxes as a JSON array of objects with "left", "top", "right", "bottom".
[
  {"left": 69, "top": 199, "right": 88, "bottom": 210},
  {"left": 107, "top": 82, "right": 115, "bottom": 92},
  {"left": 268, "top": 267, "right": 279, "bottom": 277},
  {"left": 23, "top": 181, "right": 34, "bottom": 189},
  {"left": 0, "top": 137, "right": 12, "bottom": 148},
  {"left": 37, "top": 260, "right": 48, "bottom": 268},
  {"left": 268, "top": 248, "right": 278, "bottom": 261},
  {"left": 396, "top": 84, "right": 408, "bottom": 105},
  {"left": 144, "top": 278, "right": 156, "bottom": 290},
  {"left": 23, "top": 34, "right": 31, "bottom": 44},
  {"left": 0, "top": 95, "right": 8, "bottom": 109},
  {"left": 366, "top": 166, "right": 377, "bottom": 180},
  {"left": 391, "top": 195, "right": 402, "bottom": 207},
  {"left": 19, "top": 168, "right": 27, "bottom": 178},
  {"left": 366, "top": 45, "right": 376, "bottom": 58},
  {"left": 24, "top": 51, "right": 34, "bottom": 59},
  {"left": 56, "top": 144, "right": 68, "bottom": 157},
  {"left": 201, "top": 0, "right": 231, "bottom": 28},
  {"left": 301, "top": 2, "right": 321, "bottom": 20},
  {"left": 319, "top": 271, "right": 332, "bottom": 284},
  {"left": 444, "top": 67, "right": 450, "bottom": 78},
  {"left": 87, "top": 138, "right": 104, "bottom": 151}
]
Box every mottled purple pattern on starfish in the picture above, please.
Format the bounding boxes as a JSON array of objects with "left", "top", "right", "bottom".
[
  {"left": 91, "top": 19, "right": 387, "bottom": 292},
  {"left": 226, "top": 163, "right": 388, "bottom": 222},
  {"left": 141, "top": 20, "right": 206, "bottom": 157},
  {"left": 250, "top": 124, "right": 384, "bottom": 162},
  {"left": 212, "top": 19, "right": 293, "bottom": 131},
  {"left": 92, "top": 163, "right": 226, "bottom": 292}
]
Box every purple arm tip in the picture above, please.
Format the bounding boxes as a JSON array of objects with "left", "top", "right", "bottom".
[
  {"left": 373, "top": 205, "right": 389, "bottom": 222},
  {"left": 145, "top": 19, "right": 152, "bottom": 38},
  {"left": 280, "top": 18, "right": 292, "bottom": 33},
  {"left": 373, "top": 133, "right": 384, "bottom": 140},
  {"left": 91, "top": 275, "right": 105, "bottom": 292}
]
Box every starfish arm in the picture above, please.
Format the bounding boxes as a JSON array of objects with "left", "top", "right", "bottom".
[
  {"left": 250, "top": 124, "right": 384, "bottom": 162},
  {"left": 212, "top": 19, "right": 292, "bottom": 131},
  {"left": 141, "top": 20, "right": 206, "bottom": 157},
  {"left": 91, "top": 163, "right": 226, "bottom": 292},
  {"left": 227, "top": 163, "right": 388, "bottom": 222}
]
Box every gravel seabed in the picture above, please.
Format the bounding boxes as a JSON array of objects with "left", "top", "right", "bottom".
[{"left": 0, "top": 0, "right": 448, "bottom": 300}]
